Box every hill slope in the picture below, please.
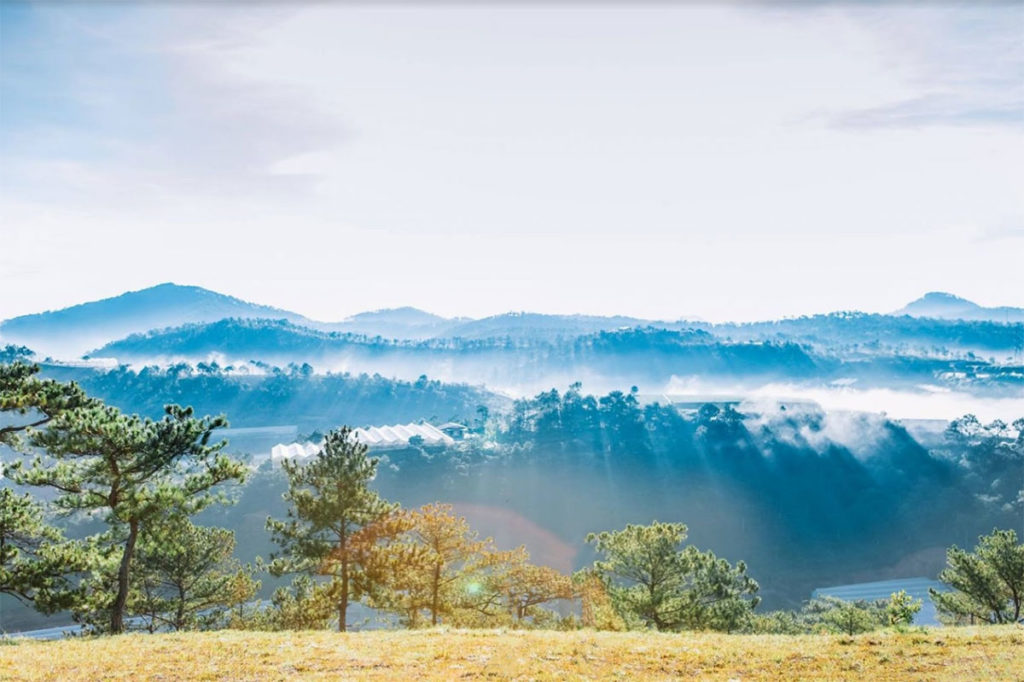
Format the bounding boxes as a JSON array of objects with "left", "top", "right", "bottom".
[
  {"left": 895, "top": 292, "right": 1024, "bottom": 322},
  {"left": 4, "top": 628, "right": 1022, "bottom": 681},
  {"left": 88, "top": 319, "right": 826, "bottom": 392},
  {"left": 86, "top": 316, "right": 1024, "bottom": 396},
  {"left": 5, "top": 284, "right": 1021, "bottom": 360},
  {"left": 327, "top": 306, "right": 460, "bottom": 339},
  {"left": 0, "top": 283, "right": 314, "bottom": 357}
]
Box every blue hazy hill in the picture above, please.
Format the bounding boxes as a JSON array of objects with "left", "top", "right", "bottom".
[
  {"left": 85, "top": 317, "right": 1024, "bottom": 397},
  {"left": 894, "top": 291, "right": 1024, "bottom": 322},
  {"left": 0, "top": 283, "right": 315, "bottom": 357},
  {"left": 4, "top": 284, "right": 1021, "bottom": 370}
]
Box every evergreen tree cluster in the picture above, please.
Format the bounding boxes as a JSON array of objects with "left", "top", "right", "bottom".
[{"left": 2, "top": 359, "right": 1022, "bottom": 637}]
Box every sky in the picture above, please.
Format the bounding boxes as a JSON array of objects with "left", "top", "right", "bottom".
[{"left": 1, "top": 1, "right": 1022, "bottom": 323}]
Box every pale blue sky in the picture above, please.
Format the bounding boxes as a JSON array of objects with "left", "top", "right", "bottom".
[{"left": 2, "top": 2, "right": 1022, "bottom": 322}]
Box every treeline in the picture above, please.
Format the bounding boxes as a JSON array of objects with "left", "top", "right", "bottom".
[
  {"left": 4, "top": 362, "right": 1024, "bottom": 637},
  {"left": 92, "top": 319, "right": 820, "bottom": 379},
  {"left": 94, "top": 312, "right": 1024, "bottom": 358},
  {"left": 5, "top": 362, "right": 1021, "bottom": 624},
  {"left": 35, "top": 359, "right": 500, "bottom": 431},
  {"left": 701, "top": 312, "right": 1024, "bottom": 356},
  {"left": 85, "top": 319, "right": 1023, "bottom": 396},
  {"left": 497, "top": 384, "right": 1024, "bottom": 536}
]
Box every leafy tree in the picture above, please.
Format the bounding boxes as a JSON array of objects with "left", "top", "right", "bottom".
[
  {"left": 262, "top": 575, "right": 336, "bottom": 631},
  {"left": 0, "top": 345, "right": 34, "bottom": 363},
  {"left": 473, "top": 405, "right": 490, "bottom": 434},
  {"left": 815, "top": 597, "right": 885, "bottom": 635},
  {"left": 480, "top": 547, "right": 574, "bottom": 625},
  {"left": 586, "top": 521, "right": 759, "bottom": 632},
  {"left": 931, "top": 528, "right": 1024, "bottom": 624},
  {"left": 942, "top": 415, "right": 1024, "bottom": 514},
  {"left": 744, "top": 609, "right": 804, "bottom": 635},
  {"left": 744, "top": 598, "right": 888, "bottom": 635},
  {"left": 681, "top": 548, "right": 761, "bottom": 632},
  {"left": 0, "top": 361, "right": 94, "bottom": 447},
  {"left": 1, "top": 361, "right": 97, "bottom": 617},
  {"left": 382, "top": 503, "right": 494, "bottom": 627},
  {"left": 11, "top": 403, "right": 245, "bottom": 633},
  {"left": 129, "top": 517, "right": 259, "bottom": 632},
  {"left": 365, "top": 510, "right": 572, "bottom": 629},
  {"left": 267, "top": 426, "right": 395, "bottom": 632},
  {"left": 586, "top": 521, "right": 690, "bottom": 630},
  {"left": 885, "top": 589, "right": 922, "bottom": 628},
  {"left": 0, "top": 488, "right": 86, "bottom": 612},
  {"left": 574, "top": 568, "right": 626, "bottom": 631}
]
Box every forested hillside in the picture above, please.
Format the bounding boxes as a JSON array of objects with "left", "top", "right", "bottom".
[
  {"left": 192, "top": 388, "right": 1023, "bottom": 614},
  {"left": 87, "top": 319, "right": 1024, "bottom": 397},
  {"left": 35, "top": 361, "right": 502, "bottom": 432}
]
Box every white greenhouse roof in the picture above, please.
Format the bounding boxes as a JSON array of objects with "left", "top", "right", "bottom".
[
  {"left": 812, "top": 577, "right": 951, "bottom": 626},
  {"left": 270, "top": 423, "right": 454, "bottom": 462}
]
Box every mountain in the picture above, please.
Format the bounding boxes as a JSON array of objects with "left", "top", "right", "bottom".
[
  {"left": 443, "top": 312, "right": 655, "bottom": 340},
  {"left": 6, "top": 283, "right": 1021, "bottom": 363},
  {"left": 88, "top": 318, "right": 826, "bottom": 393},
  {"left": 328, "top": 307, "right": 461, "bottom": 340},
  {"left": 0, "top": 283, "right": 315, "bottom": 358},
  {"left": 895, "top": 292, "right": 1024, "bottom": 323},
  {"left": 703, "top": 312, "right": 1022, "bottom": 354},
  {"left": 87, "top": 314, "right": 1024, "bottom": 397}
]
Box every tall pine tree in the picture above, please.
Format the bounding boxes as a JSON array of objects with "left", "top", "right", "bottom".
[
  {"left": 1, "top": 360, "right": 95, "bottom": 616},
  {"left": 13, "top": 403, "right": 245, "bottom": 633},
  {"left": 267, "top": 426, "right": 395, "bottom": 632}
]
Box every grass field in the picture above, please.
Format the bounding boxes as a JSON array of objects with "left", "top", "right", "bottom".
[{"left": 3, "top": 626, "right": 1023, "bottom": 681}]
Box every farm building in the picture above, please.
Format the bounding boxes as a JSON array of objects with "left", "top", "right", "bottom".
[
  {"left": 437, "top": 422, "right": 469, "bottom": 440},
  {"left": 811, "top": 577, "right": 951, "bottom": 626}
]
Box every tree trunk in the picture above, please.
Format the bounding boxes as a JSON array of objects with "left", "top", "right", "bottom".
[
  {"left": 338, "top": 557, "right": 348, "bottom": 633},
  {"left": 176, "top": 585, "right": 186, "bottom": 631},
  {"left": 431, "top": 564, "right": 441, "bottom": 626},
  {"left": 111, "top": 519, "right": 139, "bottom": 634}
]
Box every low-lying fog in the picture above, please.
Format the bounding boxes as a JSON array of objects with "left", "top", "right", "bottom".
[{"left": 665, "top": 377, "right": 1024, "bottom": 423}]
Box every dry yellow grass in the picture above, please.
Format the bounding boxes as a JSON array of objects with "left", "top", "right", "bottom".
[{"left": 3, "top": 626, "right": 1023, "bottom": 681}]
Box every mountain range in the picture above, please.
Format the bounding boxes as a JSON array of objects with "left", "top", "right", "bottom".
[{"left": 1, "top": 283, "right": 1021, "bottom": 362}]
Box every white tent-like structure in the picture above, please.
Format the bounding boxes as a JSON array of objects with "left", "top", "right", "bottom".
[
  {"left": 811, "top": 577, "right": 950, "bottom": 626},
  {"left": 270, "top": 423, "right": 454, "bottom": 465},
  {"left": 354, "top": 423, "right": 453, "bottom": 448}
]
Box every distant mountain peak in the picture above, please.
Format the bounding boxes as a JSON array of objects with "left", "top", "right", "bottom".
[
  {"left": 0, "top": 283, "right": 312, "bottom": 358},
  {"left": 896, "top": 292, "right": 1023, "bottom": 323},
  {"left": 345, "top": 306, "right": 446, "bottom": 323},
  {"left": 915, "top": 292, "right": 972, "bottom": 304}
]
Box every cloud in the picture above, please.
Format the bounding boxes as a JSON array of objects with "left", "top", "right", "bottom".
[
  {"left": 0, "top": 4, "right": 343, "bottom": 208},
  {"left": 974, "top": 219, "right": 1024, "bottom": 244},
  {"left": 831, "top": 93, "right": 1024, "bottom": 130},
  {"left": 823, "top": 4, "right": 1024, "bottom": 130}
]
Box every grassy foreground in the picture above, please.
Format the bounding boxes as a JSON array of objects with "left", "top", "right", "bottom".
[{"left": 3, "top": 626, "right": 1023, "bottom": 681}]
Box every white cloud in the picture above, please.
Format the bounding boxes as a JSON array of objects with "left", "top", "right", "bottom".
[{"left": 1, "top": 3, "right": 1021, "bottom": 323}]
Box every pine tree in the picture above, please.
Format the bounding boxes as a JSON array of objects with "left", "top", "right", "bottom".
[
  {"left": 267, "top": 426, "right": 395, "bottom": 632},
  {"left": 476, "top": 547, "right": 574, "bottom": 624},
  {"left": 394, "top": 503, "right": 493, "bottom": 627},
  {"left": 586, "top": 521, "right": 759, "bottom": 632},
  {"left": 885, "top": 590, "right": 922, "bottom": 627},
  {"left": 130, "top": 517, "right": 260, "bottom": 631},
  {"left": 931, "top": 528, "right": 1024, "bottom": 624},
  {"left": 1, "top": 360, "right": 94, "bottom": 448},
  {"left": 12, "top": 403, "right": 245, "bottom": 633},
  {"left": 0, "top": 488, "right": 87, "bottom": 612},
  {"left": 818, "top": 597, "right": 885, "bottom": 635}
]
